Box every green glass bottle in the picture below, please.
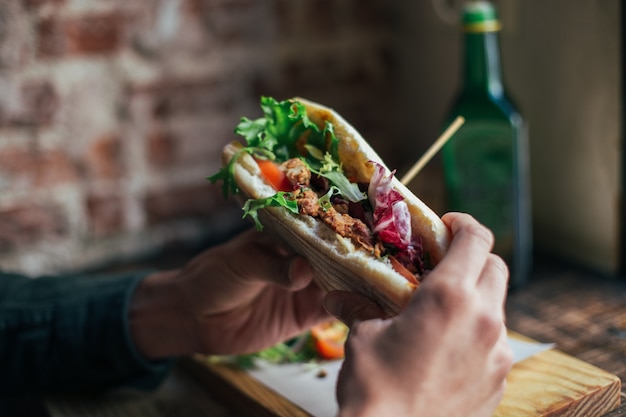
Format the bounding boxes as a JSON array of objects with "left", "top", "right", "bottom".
[{"left": 441, "top": 1, "right": 532, "bottom": 287}]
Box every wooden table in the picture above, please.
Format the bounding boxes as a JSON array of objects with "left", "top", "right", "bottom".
[
  {"left": 505, "top": 257, "right": 625, "bottom": 416},
  {"left": 9, "top": 257, "right": 624, "bottom": 417}
]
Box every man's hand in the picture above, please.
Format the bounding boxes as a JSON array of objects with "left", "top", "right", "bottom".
[
  {"left": 129, "top": 229, "right": 330, "bottom": 359},
  {"left": 325, "top": 212, "right": 513, "bottom": 417}
]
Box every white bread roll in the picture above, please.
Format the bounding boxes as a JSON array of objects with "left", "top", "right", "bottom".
[{"left": 222, "top": 98, "right": 451, "bottom": 316}]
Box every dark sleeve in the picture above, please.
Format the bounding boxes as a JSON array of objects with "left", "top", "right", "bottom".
[{"left": 0, "top": 270, "right": 174, "bottom": 396}]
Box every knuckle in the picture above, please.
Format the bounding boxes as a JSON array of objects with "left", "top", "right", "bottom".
[
  {"left": 428, "top": 279, "right": 473, "bottom": 312},
  {"left": 487, "top": 254, "right": 509, "bottom": 280},
  {"left": 495, "top": 341, "right": 514, "bottom": 379},
  {"left": 476, "top": 312, "right": 504, "bottom": 344},
  {"left": 464, "top": 222, "right": 495, "bottom": 249}
]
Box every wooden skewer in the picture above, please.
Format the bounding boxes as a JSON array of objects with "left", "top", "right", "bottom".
[{"left": 399, "top": 116, "right": 465, "bottom": 186}]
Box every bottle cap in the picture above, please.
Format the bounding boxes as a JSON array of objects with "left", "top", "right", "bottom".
[{"left": 462, "top": 1, "right": 502, "bottom": 33}]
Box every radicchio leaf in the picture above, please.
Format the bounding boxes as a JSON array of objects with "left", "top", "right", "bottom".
[{"left": 368, "top": 162, "right": 412, "bottom": 250}]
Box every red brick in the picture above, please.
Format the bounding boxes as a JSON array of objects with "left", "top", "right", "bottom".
[
  {"left": 0, "top": 147, "right": 78, "bottom": 188},
  {"left": 188, "top": 0, "right": 261, "bottom": 44},
  {"left": 38, "top": 12, "right": 125, "bottom": 58},
  {"left": 37, "top": 17, "right": 64, "bottom": 58},
  {"left": 184, "top": 0, "right": 204, "bottom": 15},
  {"left": 0, "top": 81, "right": 60, "bottom": 127},
  {"left": 86, "top": 134, "right": 124, "bottom": 180},
  {"left": 132, "top": 78, "right": 232, "bottom": 119},
  {"left": 147, "top": 131, "right": 178, "bottom": 168},
  {"left": 23, "top": 0, "right": 65, "bottom": 9},
  {"left": 0, "top": 202, "right": 68, "bottom": 252},
  {"left": 65, "top": 13, "right": 124, "bottom": 55},
  {"left": 144, "top": 183, "right": 219, "bottom": 225},
  {"left": 18, "top": 82, "right": 59, "bottom": 126},
  {"left": 86, "top": 193, "right": 124, "bottom": 236},
  {"left": 41, "top": 150, "right": 79, "bottom": 185},
  {"left": 189, "top": 0, "right": 257, "bottom": 17}
]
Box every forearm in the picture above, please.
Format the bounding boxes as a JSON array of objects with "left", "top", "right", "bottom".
[
  {"left": 0, "top": 271, "right": 173, "bottom": 395},
  {"left": 128, "top": 269, "right": 198, "bottom": 359}
]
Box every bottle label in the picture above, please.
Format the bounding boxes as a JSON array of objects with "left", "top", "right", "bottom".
[{"left": 444, "top": 122, "right": 516, "bottom": 258}]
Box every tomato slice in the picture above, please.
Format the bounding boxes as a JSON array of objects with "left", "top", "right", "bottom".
[
  {"left": 255, "top": 158, "right": 292, "bottom": 192},
  {"left": 311, "top": 319, "right": 349, "bottom": 360},
  {"left": 389, "top": 256, "right": 419, "bottom": 287}
]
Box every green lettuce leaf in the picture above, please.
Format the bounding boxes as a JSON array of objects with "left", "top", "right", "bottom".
[
  {"left": 209, "top": 96, "right": 364, "bottom": 228},
  {"left": 233, "top": 333, "right": 318, "bottom": 369},
  {"left": 242, "top": 192, "right": 299, "bottom": 230},
  {"left": 310, "top": 149, "right": 366, "bottom": 203},
  {"left": 207, "top": 148, "right": 245, "bottom": 198},
  {"left": 319, "top": 186, "right": 340, "bottom": 211},
  {"left": 320, "top": 171, "right": 365, "bottom": 202}
]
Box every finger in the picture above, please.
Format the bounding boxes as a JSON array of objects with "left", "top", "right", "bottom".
[
  {"left": 231, "top": 228, "right": 291, "bottom": 257},
  {"left": 484, "top": 322, "right": 514, "bottom": 397},
  {"left": 287, "top": 257, "right": 316, "bottom": 291},
  {"left": 224, "top": 231, "right": 312, "bottom": 289},
  {"left": 291, "top": 281, "right": 333, "bottom": 327},
  {"left": 476, "top": 323, "right": 511, "bottom": 415},
  {"left": 323, "top": 290, "right": 387, "bottom": 328},
  {"left": 254, "top": 253, "right": 314, "bottom": 290},
  {"left": 477, "top": 254, "right": 510, "bottom": 313},
  {"left": 437, "top": 212, "right": 495, "bottom": 287}
]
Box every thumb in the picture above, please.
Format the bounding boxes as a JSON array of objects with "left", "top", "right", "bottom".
[{"left": 323, "top": 290, "right": 387, "bottom": 328}]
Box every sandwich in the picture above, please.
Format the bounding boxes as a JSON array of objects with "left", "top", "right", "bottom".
[{"left": 209, "top": 97, "right": 451, "bottom": 316}]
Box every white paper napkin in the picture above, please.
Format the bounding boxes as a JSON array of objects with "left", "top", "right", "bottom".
[{"left": 248, "top": 336, "right": 554, "bottom": 417}]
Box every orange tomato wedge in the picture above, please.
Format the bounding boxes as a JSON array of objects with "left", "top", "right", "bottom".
[
  {"left": 310, "top": 319, "right": 349, "bottom": 360},
  {"left": 389, "top": 256, "right": 419, "bottom": 287},
  {"left": 255, "top": 158, "right": 292, "bottom": 192}
]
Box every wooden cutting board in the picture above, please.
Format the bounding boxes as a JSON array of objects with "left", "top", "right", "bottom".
[
  {"left": 180, "top": 331, "right": 621, "bottom": 417},
  {"left": 495, "top": 332, "right": 621, "bottom": 416}
]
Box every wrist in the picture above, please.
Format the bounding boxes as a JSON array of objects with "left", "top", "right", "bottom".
[{"left": 128, "top": 270, "right": 197, "bottom": 359}]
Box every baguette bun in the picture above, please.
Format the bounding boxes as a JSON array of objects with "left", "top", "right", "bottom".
[{"left": 222, "top": 98, "right": 451, "bottom": 316}]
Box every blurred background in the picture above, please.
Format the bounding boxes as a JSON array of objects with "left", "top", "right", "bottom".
[{"left": 0, "top": 0, "right": 621, "bottom": 278}]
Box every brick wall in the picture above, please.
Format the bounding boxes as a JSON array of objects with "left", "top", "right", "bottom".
[{"left": 0, "top": 0, "right": 402, "bottom": 275}]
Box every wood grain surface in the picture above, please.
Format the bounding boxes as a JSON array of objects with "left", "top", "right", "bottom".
[
  {"left": 506, "top": 259, "right": 626, "bottom": 417},
  {"left": 182, "top": 329, "right": 620, "bottom": 417},
  {"left": 495, "top": 333, "right": 620, "bottom": 416}
]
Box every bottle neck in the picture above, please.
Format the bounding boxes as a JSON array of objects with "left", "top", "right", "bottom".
[{"left": 462, "top": 30, "right": 503, "bottom": 97}]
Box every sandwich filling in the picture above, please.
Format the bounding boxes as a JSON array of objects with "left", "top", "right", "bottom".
[{"left": 209, "top": 97, "right": 429, "bottom": 283}]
